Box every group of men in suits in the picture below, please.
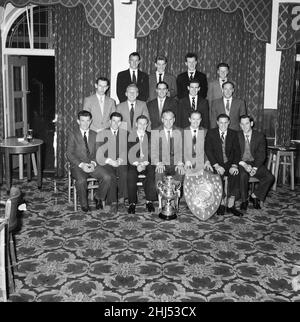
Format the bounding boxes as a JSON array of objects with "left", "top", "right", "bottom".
[{"left": 66, "top": 52, "right": 274, "bottom": 217}]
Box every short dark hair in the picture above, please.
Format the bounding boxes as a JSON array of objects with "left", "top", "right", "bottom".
[
  {"left": 155, "top": 55, "right": 167, "bottom": 63},
  {"left": 240, "top": 114, "right": 254, "bottom": 123},
  {"left": 110, "top": 111, "right": 123, "bottom": 121},
  {"left": 188, "top": 79, "right": 200, "bottom": 87},
  {"left": 217, "top": 113, "right": 230, "bottom": 121},
  {"left": 136, "top": 115, "right": 149, "bottom": 124},
  {"left": 161, "top": 109, "right": 175, "bottom": 119},
  {"left": 217, "top": 62, "right": 230, "bottom": 70},
  {"left": 189, "top": 110, "right": 202, "bottom": 119},
  {"left": 78, "top": 110, "right": 92, "bottom": 119},
  {"left": 222, "top": 81, "right": 235, "bottom": 89},
  {"left": 95, "top": 76, "right": 110, "bottom": 87},
  {"left": 129, "top": 52, "right": 141, "bottom": 60},
  {"left": 156, "top": 81, "right": 169, "bottom": 89},
  {"left": 185, "top": 52, "right": 198, "bottom": 61}
]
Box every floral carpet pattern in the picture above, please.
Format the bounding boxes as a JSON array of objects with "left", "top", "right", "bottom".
[{"left": 2, "top": 177, "right": 300, "bottom": 302}]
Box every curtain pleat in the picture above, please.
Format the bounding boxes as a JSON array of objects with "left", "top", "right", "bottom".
[
  {"left": 137, "top": 7, "right": 266, "bottom": 130},
  {"left": 54, "top": 4, "right": 111, "bottom": 176},
  {"left": 0, "top": 32, "right": 4, "bottom": 140}
]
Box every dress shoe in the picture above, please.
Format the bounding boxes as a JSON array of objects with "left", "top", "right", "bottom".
[
  {"left": 94, "top": 198, "right": 103, "bottom": 210},
  {"left": 216, "top": 205, "right": 225, "bottom": 216},
  {"left": 227, "top": 206, "right": 243, "bottom": 217},
  {"left": 146, "top": 202, "right": 155, "bottom": 213},
  {"left": 249, "top": 195, "right": 261, "bottom": 209},
  {"left": 240, "top": 201, "right": 248, "bottom": 211},
  {"left": 81, "top": 206, "right": 90, "bottom": 213},
  {"left": 128, "top": 203, "right": 136, "bottom": 214}
]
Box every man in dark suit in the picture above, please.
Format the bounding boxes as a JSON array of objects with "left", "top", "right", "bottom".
[
  {"left": 96, "top": 112, "right": 128, "bottom": 213},
  {"left": 127, "top": 115, "right": 157, "bottom": 214},
  {"left": 238, "top": 115, "right": 274, "bottom": 211},
  {"left": 210, "top": 81, "right": 246, "bottom": 131},
  {"left": 151, "top": 109, "right": 185, "bottom": 185},
  {"left": 177, "top": 79, "right": 209, "bottom": 129},
  {"left": 205, "top": 114, "right": 243, "bottom": 217},
  {"left": 148, "top": 55, "right": 177, "bottom": 101},
  {"left": 116, "top": 52, "right": 149, "bottom": 103},
  {"left": 67, "top": 110, "right": 112, "bottom": 212},
  {"left": 207, "top": 62, "right": 230, "bottom": 107},
  {"left": 147, "top": 81, "right": 178, "bottom": 129},
  {"left": 83, "top": 76, "right": 116, "bottom": 132},
  {"left": 176, "top": 52, "right": 208, "bottom": 100}
]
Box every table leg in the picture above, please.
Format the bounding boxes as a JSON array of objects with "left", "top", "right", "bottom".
[
  {"left": 0, "top": 153, "right": 3, "bottom": 185},
  {"left": 19, "top": 154, "right": 23, "bottom": 180},
  {"left": 27, "top": 153, "right": 32, "bottom": 181},
  {"left": 5, "top": 151, "right": 11, "bottom": 194},
  {"left": 37, "top": 146, "right": 42, "bottom": 189}
]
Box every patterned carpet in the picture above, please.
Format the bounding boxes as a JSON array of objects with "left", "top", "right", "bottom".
[{"left": 1, "top": 177, "right": 300, "bottom": 302}]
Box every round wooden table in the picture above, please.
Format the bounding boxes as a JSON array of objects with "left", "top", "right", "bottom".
[{"left": 0, "top": 138, "right": 43, "bottom": 193}]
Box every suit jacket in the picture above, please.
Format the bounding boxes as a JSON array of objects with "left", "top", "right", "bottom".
[
  {"left": 183, "top": 126, "right": 208, "bottom": 168},
  {"left": 204, "top": 128, "right": 240, "bottom": 167},
  {"left": 176, "top": 70, "right": 208, "bottom": 99},
  {"left": 96, "top": 128, "right": 128, "bottom": 166},
  {"left": 207, "top": 80, "right": 223, "bottom": 107},
  {"left": 147, "top": 97, "right": 178, "bottom": 130},
  {"left": 177, "top": 96, "right": 209, "bottom": 129},
  {"left": 116, "top": 69, "right": 149, "bottom": 103},
  {"left": 67, "top": 127, "right": 97, "bottom": 168},
  {"left": 148, "top": 72, "right": 177, "bottom": 101},
  {"left": 83, "top": 94, "right": 116, "bottom": 132},
  {"left": 151, "top": 126, "right": 183, "bottom": 166},
  {"left": 127, "top": 130, "right": 151, "bottom": 166},
  {"left": 238, "top": 130, "right": 267, "bottom": 168},
  {"left": 116, "top": 100, "right": 151, "bottom": 132},
  {"left": 210, "top": 97, "right": 246, "bottom": 131}
]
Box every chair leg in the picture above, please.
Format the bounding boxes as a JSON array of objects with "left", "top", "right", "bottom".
[
  {"left": 0, "top": 225, "right": 7, "bottom": 302},
  {"left": 73, "top": 184, "right": 77, "bottom": 211},
  {"left": 290, "top": 154, "right": 295, "bottom": 190},
  {"left": 273, "top": 153, "right": 280, "bottom": 191},
  {"left": 9, "top": 234, "right": 17, "bottom": 269},
  {"left": 282, "top": 156, "right": 287, "bottom": 185}
]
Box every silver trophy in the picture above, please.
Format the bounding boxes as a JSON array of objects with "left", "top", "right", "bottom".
[{"left": 157, "top": 176, "right": 181, "bottom": 220}]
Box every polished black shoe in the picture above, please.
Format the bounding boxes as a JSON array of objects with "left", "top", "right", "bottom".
[
  {"left": 146, "top": 202, "right": 155, "bottom": 213},
  {"left": 249, "top": 196, "right": 261, "bottom": 209},
  {"left": 240, "top": 201, "right": 248, "bottom": 211},
  {"left": 217, "top": 205, "right": 225, "bottom": 216},
  {"left": 94, "top": 198, "right": 103, "bottom": 210},
  {"left": 81, "top": 206, "right": 90, "bottom": 213},
  {"left": 227, "top": 206, "right": 243, "bottom": 217},
  {"left": 128, "top": 203, "right": 136, "bottom": 214}
]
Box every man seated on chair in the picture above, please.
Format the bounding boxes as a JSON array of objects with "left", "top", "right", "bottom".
[
  {"left": 96, "top": 112, "right": 128, "bottom": 213},
  {"left": 238, "top": 115, "right": 274, "bottom": 211},
  {"left": 184, "top": 110, "right": 212, "bottom": 172},
  {"left": 127, "top": 115, "right": 156, "bottom": 214},
  {"left": 67, "top": 110, "right": 111, "bottom": 213},
  {"left": 151, "top": 109, "right": 185, "bottom": 187},
  {"left": 204, "top": 113, "right": 243, "bottom": 217}
]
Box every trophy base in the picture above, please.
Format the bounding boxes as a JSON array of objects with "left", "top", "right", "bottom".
[{"left": 159, "top": 212, "right": 177, "bottom": 220}]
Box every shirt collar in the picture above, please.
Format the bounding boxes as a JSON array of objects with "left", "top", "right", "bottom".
[
  {"left": 223, "top": 97, "right": 232, "bottom": 103},
  {"left": 128, "top": 101, "right": 136, "bottom": 109},
  {"left": 80, "top": 128, "right": 89, "bottom": 137},
  {"left": 219, "top": 129, "right": 227, "bottom": 136},
  {"left": 96, "top": 93, "right": 105, "bottom": 101},
  {"left": 244, "top": 131, "right": 252, "bottom": 141},
  {"left": 130, "top": 68, "right": 138, "bottom": 75},
  {"left": 110, "top": 128, "right": 118, "bottom": 135}
]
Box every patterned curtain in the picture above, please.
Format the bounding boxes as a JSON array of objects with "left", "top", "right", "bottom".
[
  {"left": 277, "top": 46, "right": 296, "bottom": 146},
  {"left": 0, "top": 32, "right": 3, "bottom": 140},
  {"left": 54, "top": 4, "right": 111, "bottom": 176},
  {"left": 137, "top": 7, "right": 266, "bottom": 130}
]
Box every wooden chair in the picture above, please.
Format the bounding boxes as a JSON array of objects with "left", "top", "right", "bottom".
[{"left": 67, "top": 162, "right": 99, "bottom": 211}]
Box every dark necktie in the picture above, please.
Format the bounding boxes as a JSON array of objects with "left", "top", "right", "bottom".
[
  {"left": 83, "top": 131, "right": 90, "bottom": 158},
  {"left": 159, "top": 73, "right": 162, "bottom": 83},
  {"left": 189, "top": 72, "right": 194, "bottom": 81},
  {"left": 132, "top": 70, "right": 137, "bottom": 83},
  {"left": 225, "top": 99, "right": 230, "bottom": 113},
  {"left": 192, "top": 130, "right": 197, "bottom": 158},
  {"left": 192, "top": 97, "right": 196, "bottom": 110},
  {"left": 140, "top": 135, "right": 144, "bottom": 159},
  {"left": 130, "top": 104, "right": 134, "bottom": 128},
  {"left": 221, "top": 132, "right": 225, "bottom": 143},
  {"left": 246, "top": 134, "right": 250, "bottom": 145},
  {"left": 114, "top": 131, "right": 117, "bottom": 136}
]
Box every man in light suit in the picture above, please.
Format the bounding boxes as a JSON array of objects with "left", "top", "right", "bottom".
[
  {"left": 116, "top": 83, "right": 150, "bottom": 132},
  {"left": 148, "top": 55, "right": 177, "bottom": 101},
  {"left": 83, "top": 77, "right": 116, "bottom": 132},
  {"left": 116, "top": 52, "right": 149, "bottom": 103},
  {"left": 176, "top": 52, "right": 208, "bottom": 99},
  {"left": 151, "top": 109, "right": 185, "bottom": 185},
  {"left": 210, "top": 81, "right": 246, "bottom": 131},
  {"left": 177, "top": 79, "right": 209, "bottom": 129},
  {"left": 147, "top": 81, "right": 178, "bottom": 129},
  {"left": 184, "top": 111, "right": 212, "bottom": 172},
  {"left": 207, "top": 62, "right": 230, "bottom": 107},
  {"left": 205, "top": 114, "right": 243, "bottom": 217},
  {"left": 67, "top": 110, "right": 112, "bottom": 212},
  {"left": 238, "top": 115, "right": 274, "bottom": 211}
]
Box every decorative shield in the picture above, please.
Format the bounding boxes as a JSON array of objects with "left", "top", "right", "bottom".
[{"left": 184, "top": 169, "right": 223, "bottom": 221}]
